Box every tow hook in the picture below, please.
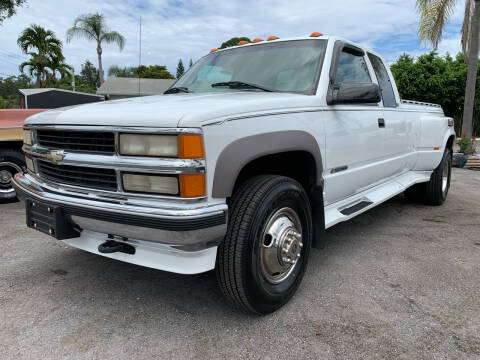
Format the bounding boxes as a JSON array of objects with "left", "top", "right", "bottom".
[{"left": 98, "top": 240, "right": 135, "bottom": 255}]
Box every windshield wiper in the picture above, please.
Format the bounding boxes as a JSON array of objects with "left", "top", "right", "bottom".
[
  {"left": 164, "top": 87, "right": 192, "bottom": 94},
  {"left": 211, "top": 81, "right": 273, "bottom": 92}
]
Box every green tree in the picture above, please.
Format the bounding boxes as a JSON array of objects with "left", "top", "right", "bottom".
[
  {"left": 0, "top": 0, "right": 26, "bottom": 24},
  {"left": 417, "top": 0, "right": 480, "bottom": 152},
  {"left": 59, "top": 74, "right": 96, "bottom": 94},
  {"left": 220, "top": 37, "right": 251, "bottom": 49},
  {"left": 108, "top": 65, "right": 136, "bottom": 78},
  {"left": 17, "top": 24, "right": 63, "bottom": 87},
  {"left": 80, "top": 60, "right": 100, "bottom": 89},
  {"left": 391, "top": 51, "right": 480, "bottom": 136},
  {"left": 108, "top": 64, "right": 174, "bottom": 79},
  {"left": 0, "top": 74, "right": 32, "bottom": 108},
  {"left": 46, "top": 54, "right": 73, "bottom": 87},
  {"left": 137, "top": 65, "right": 174, "bottom": 79},
  {"left": 176, "top": 59, "right": 185, "bottom": 79},
  {"left": 67, "top": 13, "right": 125, "bottom": 85}
]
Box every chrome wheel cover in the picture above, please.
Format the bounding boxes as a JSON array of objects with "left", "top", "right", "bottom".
[
  {"left": 0, "top": 162, "right": 22, "bottom": 194},
  {"left": 259, "top": 207, "right": 303, "bottom": 285}
]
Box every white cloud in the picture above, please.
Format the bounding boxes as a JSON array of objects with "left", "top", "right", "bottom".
[{"left": 0, "top": 0, "right": 466, "bottom": 78}]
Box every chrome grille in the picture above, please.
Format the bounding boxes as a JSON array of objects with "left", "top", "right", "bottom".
[
  {"left": 38, "top": 160, "right": 117, "bottom": 191},
  {"left": 37, "top": 129, "right": 115, "bottom": 154}
]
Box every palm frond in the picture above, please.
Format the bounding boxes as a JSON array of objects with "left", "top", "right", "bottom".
[
  {"left": 417, "top": 0, "right": 457, "bottom": 49},
  {"left": 66, "top": 26, "right": 97, "bottom": 43},
  {"left": 100, "top": 31, "right": 126, "bottom": 50}
]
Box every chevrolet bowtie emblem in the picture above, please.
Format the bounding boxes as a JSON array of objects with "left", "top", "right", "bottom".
[{"left": 45, "top": 150, "right": 65, "bottom": 164}]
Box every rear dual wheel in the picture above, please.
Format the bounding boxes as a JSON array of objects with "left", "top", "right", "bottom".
[
  {"left": 405, "top": 148, "right": 452, "bottom": 205},
  {"left": 216, "top": 175, "right": 312, "bottom": 315}
]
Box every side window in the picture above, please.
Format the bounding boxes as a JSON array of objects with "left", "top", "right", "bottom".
[
  {"left": 367, "top": 53, "right": 397, "bottom": 107},
  {"left": 334, "top": 51, "right": 371, "bottom": 86}
]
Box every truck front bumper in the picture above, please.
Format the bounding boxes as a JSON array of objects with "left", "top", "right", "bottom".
[{"left": 12, "top": 173, "right": 228, "bottom": 274}]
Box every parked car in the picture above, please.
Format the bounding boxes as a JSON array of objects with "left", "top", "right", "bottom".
[
  {"left": 14, "top": 34, "right": 455, "bottom": 314},
  {"left": 0, "top": 109, "right": 47, "bottom": 202}
]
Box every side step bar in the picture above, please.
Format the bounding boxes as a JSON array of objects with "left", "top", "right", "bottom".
[{"left": 339, "top": 200, "right": 373, "bottom": 216}]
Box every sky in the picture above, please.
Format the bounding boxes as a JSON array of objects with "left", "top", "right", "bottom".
[{"left": 0, "top": 0, "right": 467, "bottom": 79}]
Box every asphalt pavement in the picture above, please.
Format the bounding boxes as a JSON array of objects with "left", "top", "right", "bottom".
[{"left": 1, "top": 168, "right": 479, "bottom": 359}]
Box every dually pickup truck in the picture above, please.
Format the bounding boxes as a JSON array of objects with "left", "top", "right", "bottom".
[{"left": 13, "top": 34, "right": 455, "bottom": 314}]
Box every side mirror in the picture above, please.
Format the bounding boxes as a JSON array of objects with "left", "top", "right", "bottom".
[{"left": 328, "top": 83, "right": 381, "bottom": 105}]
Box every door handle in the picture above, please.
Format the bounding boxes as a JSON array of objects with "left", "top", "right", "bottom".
[{"left": 378, "top": 118, "right": 385, "bottom": 128}]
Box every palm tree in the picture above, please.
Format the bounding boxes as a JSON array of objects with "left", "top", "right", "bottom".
[
  {"left": 66, "top": 13, "right": 125, "bottom": 85},
  {"left": 46, "top": 54, "right": 73, "bottom": 87},
  {"left": 17, "top": 24, "right": 63, "bottom": 87},
  {"left": 19, "top": 53, "right": 48, "bottom": 87},
  {"left": 417, "top": 0, "right": 480, "bottom": 152}
]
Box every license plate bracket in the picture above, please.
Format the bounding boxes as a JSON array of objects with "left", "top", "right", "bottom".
[{"left": 25, "top": 199, "right": 79, "bottom": 240}]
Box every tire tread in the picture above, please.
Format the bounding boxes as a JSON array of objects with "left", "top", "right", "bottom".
[{"left": 216, "top": 175, "right": 295, "bottom": 314}]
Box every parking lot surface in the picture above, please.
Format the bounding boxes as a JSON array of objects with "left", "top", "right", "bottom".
[{"left": 1, "top": 168, "right": 479, "bottom": 360}]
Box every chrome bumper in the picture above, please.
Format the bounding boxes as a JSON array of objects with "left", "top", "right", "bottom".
[{"left": 13, "top": 173, "right": 228, "bottom": 251}]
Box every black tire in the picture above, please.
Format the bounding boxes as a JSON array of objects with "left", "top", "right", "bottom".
[
  {"left": 216, "top": 175, "right": 313, "bottom": 315},
  {"left": 0, "top": 149, "right": 25, "bottom": 203},
  {"left": 404, "top": 148, "right": 452, "bottom": 206}
]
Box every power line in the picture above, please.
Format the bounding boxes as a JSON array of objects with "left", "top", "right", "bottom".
[
  {"left": 0, "top": 57, "right": 21, "bottom": 68},
  {"left": 0, "top": 49, "right": 27, "bottom": 60}
]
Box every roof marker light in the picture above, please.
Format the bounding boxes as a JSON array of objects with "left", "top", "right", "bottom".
[
  {"left": 267, "top": 35, "right": 279, "bottom": 41},
  {"left": 252, "top": 38, "right": 263, "bottom": 43},
  {"left": 237, "top": 40, "right": 249, "bottom": 45},
  {"left": 310, "top": 32, "right": 323, "bottom": 37},
  {"left": 210, "top": 48, "right": 218, "bottom": 53}
]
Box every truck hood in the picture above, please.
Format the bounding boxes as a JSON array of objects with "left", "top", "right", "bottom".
[{"left": 25, "top": 92, "right": 320, "bottom": 128}]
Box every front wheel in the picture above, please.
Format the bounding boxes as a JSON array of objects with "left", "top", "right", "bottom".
[
  {"left": 0, "top": 149, "right": 25, "bottom": 203},
  {"left": 216, "top": 175, "right": 313, "bottom": 315}
]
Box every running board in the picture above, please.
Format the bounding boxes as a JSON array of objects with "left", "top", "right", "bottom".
[
  {"left": 324, "top": 171, "right": 432, "bottom": 229},
  {"left": 339, "top": 200, "right": 373, "bottom": 216}
]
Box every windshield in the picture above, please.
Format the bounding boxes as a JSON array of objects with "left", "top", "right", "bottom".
[{"left": 173, "top": 39, "right": 327, "bottom": 95}]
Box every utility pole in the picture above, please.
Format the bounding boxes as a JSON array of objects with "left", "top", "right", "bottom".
[
  {"left": 72, "top": 68, "right": 75, "bottom": 92},
  {"left": 138, "top": 16, "right": 142, "bottom": 96}
]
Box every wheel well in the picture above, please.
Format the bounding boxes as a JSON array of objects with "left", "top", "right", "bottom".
[
  {"left": 0, "top": 141, "right": 23, "bottom": 152},
  {"left": 446, "top": 135, "right": 455, "bottom": 151},
  {"left": 231, "top": 150, "right": 326, "bottom": 249},
  {"left": 232, "top": 151, "right": 317, "bottom": 198}
]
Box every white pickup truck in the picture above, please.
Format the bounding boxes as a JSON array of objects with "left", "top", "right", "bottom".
[{"left": 14, "top": 34, "right": 455, "bottom": 314}]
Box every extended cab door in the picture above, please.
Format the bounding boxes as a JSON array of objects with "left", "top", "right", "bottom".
[
  {"left": 367, "top": 53, "right": 410, "bottom": 177},
  {"left": 323, "top": 43, "right": 387, "bottom": 204}
]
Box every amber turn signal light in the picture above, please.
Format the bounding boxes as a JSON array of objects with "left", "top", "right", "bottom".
[
  {"left": 179, "top": 174, "right": 206, "bottom": 198},
  {"left": 178, "top": 134, "right": 204, "bottom": 159},
  {"left": 310, "top": 32, "right": 323, "bottom": 37}
]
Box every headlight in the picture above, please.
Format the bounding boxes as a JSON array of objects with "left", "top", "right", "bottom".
[
  {"left": 123, "top": 173, "right": 179, "bottom": 195},
  {"left": 23, "top": 129, "right": 33, "bottom": 146},
  {"left": 119, "top": 133, "right": 205, "bottom": 158},
  {"left": 25, "top": 156, "right": 35, "bottom": 172},
  {"left": 119, "top": 134, "right": 178, "bottom": 157}
]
